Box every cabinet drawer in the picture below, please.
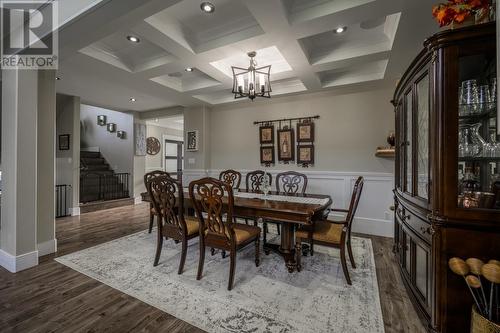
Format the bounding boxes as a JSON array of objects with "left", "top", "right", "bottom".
[{"left": 396, "top": 206, "right": 432, "bottom": 243}]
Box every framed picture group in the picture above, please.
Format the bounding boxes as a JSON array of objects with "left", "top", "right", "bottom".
[
  {"left": 256, "top": 116, "right": 317, "bottom": 167},
  {"left": 259, "top": 125, "right": 275, "bottom": 165}
]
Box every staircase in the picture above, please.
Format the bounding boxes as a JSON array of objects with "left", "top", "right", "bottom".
[{"left": 80, "top": 151, "right": 130, "bottom": 204}]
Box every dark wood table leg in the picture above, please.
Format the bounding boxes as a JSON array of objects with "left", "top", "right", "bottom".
[{"left": 263, "top": 222, "right": 297, "bottom": 273}]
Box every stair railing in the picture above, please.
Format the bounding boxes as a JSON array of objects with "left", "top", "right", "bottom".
[
  {"left": 55, "top": 184, "right": 71, "bottom": 217},
  {"left": 80, "top": 172, "right": 130, "bottom": 203}
]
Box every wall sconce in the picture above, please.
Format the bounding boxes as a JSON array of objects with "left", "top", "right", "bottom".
[
  {"left": 117, "top": 131, "right": 126, "bottom": 139},
  {"left": 107, "top": 123, "right": 116, "bottom": 133},
  {"left": 97, "top": 115, "right": 107, "bottom": 126}
]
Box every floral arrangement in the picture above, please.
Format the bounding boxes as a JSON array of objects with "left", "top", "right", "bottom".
[{"left": 432, "top": 0, "right": 490, "bottom": 27}]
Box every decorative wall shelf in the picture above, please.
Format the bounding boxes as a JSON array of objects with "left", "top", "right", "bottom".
[{"left": 375, "top": 147, "right": 395, "bottom": 158}]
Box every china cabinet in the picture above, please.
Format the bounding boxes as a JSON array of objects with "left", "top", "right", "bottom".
[{"left": 393, "top": 23, "right": 500, "bottom": 333}]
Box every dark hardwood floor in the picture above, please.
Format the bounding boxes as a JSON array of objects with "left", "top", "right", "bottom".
[{"left": 0, "top": 203, "right": 425, "bottom": 333}]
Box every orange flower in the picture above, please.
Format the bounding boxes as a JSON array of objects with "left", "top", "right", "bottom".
[
  {"left": 454, "top": 9, "right": 470, "bottom": 22},
  {"left": 432, "top": 0, "right": 490, "bottom": 26}
]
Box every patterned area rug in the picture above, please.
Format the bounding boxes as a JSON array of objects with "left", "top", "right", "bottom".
[{"left": 56, "top": 229, "right": 384, "bottom": 333}]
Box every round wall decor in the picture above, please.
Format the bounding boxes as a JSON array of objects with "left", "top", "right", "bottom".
[{"left": 146, "top": 137, "right": 161, "bottom": 155}]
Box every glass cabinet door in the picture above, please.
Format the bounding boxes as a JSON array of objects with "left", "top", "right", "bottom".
[
  {"left": 457, "top": 53, "right": 499, "bottom": 211},
  {"left": 416, "top": 73, "right": 430, "bottom": 200},
  {"left": 405, "top": 91, "right": 413, "bottom": 194}
]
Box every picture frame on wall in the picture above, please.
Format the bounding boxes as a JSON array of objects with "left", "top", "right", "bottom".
[
  {"left": 259, "top": 125, "right": 274, "bottom": 144},
  {"left": 58, "top": 134, "right": 70, "bottom": 150},
  {"left": 297, "top": 144, "right": 314, "bottom": 165},
  {"left": 260, "top": 146, "right": 275, "bottom": 164},
  {"left": 134, "top": 123, "right": 147, "bottom": 156},
  {"left": 277, "top": 128, "right": 295, "bottom": 162},
  {"left": 297, "top": 121, "right": 314, "bottom": 142},
  {"left": 186, "top": 130, "right": 199, "bottom": 151}
]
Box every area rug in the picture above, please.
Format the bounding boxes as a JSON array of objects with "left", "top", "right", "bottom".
[{"left": 56, "top": 229, "right": 384, "bottom": 333}]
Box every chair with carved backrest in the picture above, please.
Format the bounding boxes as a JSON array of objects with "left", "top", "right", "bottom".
[
  {"left": 146, "top": 175, "right": 200, "bottom": 274},
  {"left": 246, "top": 170, "right": 272, "bottom": 192},
  {"left": 295, "top": 176, "right": 364, "bottom": 285},
  {"left": 262, "top": 171, "right": 308, "bottom": 243},
  {"left": 144, "top": 170, "right": 171, "bottom": 233},
  {"left": 275, "top": 171, "right": 308, "bottom": 194},
  {"left": 219, "top": 169, "right": 242, "bottom": 190},
  {"left": 219, "top": 169, "right": 242, "bottom": 225},
  {"left": 189, "top": 177, "right": 261, "bottom": 290},
  {"left": 240, "top": 170, "right": 273, "bottom": 226}
]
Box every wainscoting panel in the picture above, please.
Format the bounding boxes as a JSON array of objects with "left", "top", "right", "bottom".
[{"left": 182, "top": 169, "right": 394, "bottom": 238}]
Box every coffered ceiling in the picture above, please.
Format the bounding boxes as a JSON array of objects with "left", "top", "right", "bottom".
[{"left": 56, "top": 0, "right": 439, "bottom": 111}]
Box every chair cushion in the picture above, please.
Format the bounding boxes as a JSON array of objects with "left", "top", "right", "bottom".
[
  {"left": 232, "top": 224, "right": 260, "bottom": 245},
  {"left": 296, "top": 221, "right": 344, "bottom": 245},
  {"left": 185, "top": 216, "right": 200, "bottom": 236}
]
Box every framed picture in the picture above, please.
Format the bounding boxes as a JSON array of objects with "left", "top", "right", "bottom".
[
  {"left": 134, "top": 123, "right": 147, "bottom": 156},
  {"left": 58, "top": 134, "right": 70, "bottom": 150},
  {"left": 186, "top": 130, "right": 199, "bottom": 151},
  {"left": 259, "top": 125, "right": 274, "bottom": 144},
  {"left": 297, "top": 122, "right": 314, "bottom": 142},
  {"left": 297, "top": 145, "right": 314, "bottom": 165},
  {"left": 277, "top": 128, "right": 295, "bottom": 162},
  {"left": 260, "top": 146, "right": 275, "bottom": 164}
]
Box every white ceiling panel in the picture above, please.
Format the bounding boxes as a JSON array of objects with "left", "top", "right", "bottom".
[{"left": 57, "top": 0, "right": 440, "bottom": 110}]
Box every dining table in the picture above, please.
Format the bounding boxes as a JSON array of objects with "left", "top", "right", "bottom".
[{"left": 141, "top": 189, "right": 332, "bottom": 273}]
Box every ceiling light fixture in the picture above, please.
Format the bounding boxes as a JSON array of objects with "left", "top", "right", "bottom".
[
  {"left": 200, "top": 2, "right": 215, "bottom": 13},
  {"left": 126, "top": 35, "right": 140, "bottom": 43},
  {"left": 185, "top": 67, "right": 194, "bottom": 72},
  {"left": 130, "top": 97, "right": 136, "bottom": 102},
  {"left": 231, "top": 51, "right": 271, "bottom": 101},
  {"left": 334, "top": 26, "right": 347, "bottom": 34},
  {"left": 56, "top": 77, "right": 61, "bottom": 80}
]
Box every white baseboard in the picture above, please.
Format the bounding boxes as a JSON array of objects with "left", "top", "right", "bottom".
[
  {"left": 38, "top": 239, "right": 57, "bottom": 257},
  {"left": 351, "top": 217, "right": 394, "bottom": 238},
  {"left": 0, "top": 249, "right": 39, "bottom": 273},
  {"left": 70, "top": 207, "right": 80, "bottom": 216}
]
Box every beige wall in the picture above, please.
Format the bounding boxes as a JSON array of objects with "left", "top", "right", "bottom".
[
  {"left": 209, "top": 86, "right": 395, "bottom": 173},
  {"left": 145, "top": 124, "right": 183, "bottom": 172},
  {"left": 184, "top": 106, "right": 211, "bottom": 170}
]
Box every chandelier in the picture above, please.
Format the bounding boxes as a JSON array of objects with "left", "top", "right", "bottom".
[{"left": 231, "top": 51, "right": 271, "bottom": 101}]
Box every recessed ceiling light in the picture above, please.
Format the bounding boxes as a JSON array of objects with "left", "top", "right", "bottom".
[
  {"left": 126, "top": 35, "right": 140, "bottom": 43},
  {"left": 154, "top": 118, "right": 159, "bottom": 123},
  {"left": 56, "top": 77, "right": 61, "bottom": 80},
  {"left": 185, "top": 67, "right": 194, "bottom": 72},
  {"left": 130, "top": 97, "right": 136, "bottom": 102},
  {"left": 200, "top": 2, "right": 215, "bottom": 13},
  {"left": 334, "top": 26, "right": 347, "bottom": 34}
]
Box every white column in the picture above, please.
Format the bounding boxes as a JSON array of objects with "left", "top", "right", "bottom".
[
  {"left": 36, "top": 70, "right": 57, "bottom": 256},
  {"left": 0, "top": 69, "right": 39, "bottom": 272}
]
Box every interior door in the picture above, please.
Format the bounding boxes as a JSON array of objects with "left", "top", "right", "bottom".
[{"left": 164, "top": 139, "right": 183, "bottom": 180}]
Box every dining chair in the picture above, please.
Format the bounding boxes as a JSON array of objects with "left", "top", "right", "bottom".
[
  {"left": 246, "top": 170, "right": 272, "bottom": 192},
  {"left": 189, "top": 177, "right": 261, "bottom": 290},
  {"left": 146, "top": 175, "right": 200, "bottom": 274},
  {"left": 219, "top": 169, "right": 242, "bottom": 189},
  {"left": 295, "top": 176, "right": 364, "bottom": 285},
  {"left": 239, "top": 170, "right": 274, "bottom": 226},
  {"left": 144, "top": 170, "right": 171, "bottom": 233},
  {"left": 275, "top": 171, "right": 308, "bottom": 194},
  {"left": 262, "top": 171, "right": 308, "bottom": 243}
]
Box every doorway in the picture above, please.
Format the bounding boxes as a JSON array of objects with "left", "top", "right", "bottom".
[{"left": 164, "top": 139, "right": 183, "bottom": 180}]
